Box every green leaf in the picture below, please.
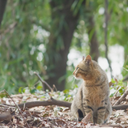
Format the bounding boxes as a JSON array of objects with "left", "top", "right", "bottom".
[{"left": 36, "top": 85, "right": 43, "bottom": 90}]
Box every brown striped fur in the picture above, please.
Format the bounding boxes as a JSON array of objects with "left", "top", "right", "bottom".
[{"left": 71, "top": 55, "right": 112, "bottom": 124}]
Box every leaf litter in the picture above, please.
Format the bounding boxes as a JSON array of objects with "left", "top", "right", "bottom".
[{"left": 0, "top": 89, "right": 128, "bottom": 128}]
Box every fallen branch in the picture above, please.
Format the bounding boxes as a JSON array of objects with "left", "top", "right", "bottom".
[
  {"left": 18, "top": 98, "right": 71, "bottom": 110},
  {"left": 4, "top": 98, "right": 128, "bottom": 110},
  {"left": 18, "top": 101, "right": 128, "bottom": 110},
  {"left": 112, "top": 104, "right": 128, "bottom": 110},
  {"left": 114, "top": 89, "right": 128, "bottom": 105}
]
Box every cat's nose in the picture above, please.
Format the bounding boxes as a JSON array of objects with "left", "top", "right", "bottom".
[{"left": 73, "top": 72, "right": 75, "bottom": 75}]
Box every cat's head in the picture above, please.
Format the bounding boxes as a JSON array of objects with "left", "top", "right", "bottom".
[{"left": 73, "top": 55, "right": 94, "bottom": 80}]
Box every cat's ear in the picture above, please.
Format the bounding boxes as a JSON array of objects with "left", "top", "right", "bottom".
[{"left": 84, "top": 55, "right": 92, "bottom": 65}]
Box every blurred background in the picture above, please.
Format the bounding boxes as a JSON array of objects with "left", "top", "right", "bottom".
[{"left": 0, "top": 0, "right": 128, "bottom": 94}]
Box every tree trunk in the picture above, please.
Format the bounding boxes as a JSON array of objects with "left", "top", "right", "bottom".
[
  {"left": 44, "top": 0, "right": 85, "bottom": 91},
  {"left": 0, "top": 0, "right": 7, "bottom": 27},
  {"left": 86, "top": 14, "right": 99, "bottom": 62}
]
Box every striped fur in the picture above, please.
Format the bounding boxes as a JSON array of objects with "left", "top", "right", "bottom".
[{"left": 71, "top": 55, "right": 112, "bottom": 124}]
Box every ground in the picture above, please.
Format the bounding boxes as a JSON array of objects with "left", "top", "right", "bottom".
[{"left": 0, "top": 89, "right": 128, "bottom": 128}]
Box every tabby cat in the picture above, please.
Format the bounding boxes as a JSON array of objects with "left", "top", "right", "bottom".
[{"left": 71, "top": 55, "right": 112, "bottom": 124}]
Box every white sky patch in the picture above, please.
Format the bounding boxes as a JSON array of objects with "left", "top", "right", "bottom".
[
  {"left": 99, "top": 7, "right": 105, "bottom": 15},
  {"left": 98, "top": 57, "right": 111, "bottom": 81},
  {"left": 83, "top": 34, "right": 89, "bottom": 42},
  {"left": 126, "top": 7, "right": 128, "bottom": 12},
  {"left": 67, "top": 49, "right": 83, "bottom": 67},
  {"left": 98, "top": 44, "right": 124, "bottom": 81},
  {"left": 109, "top": 44, "right": 124, "bottom": 79}
]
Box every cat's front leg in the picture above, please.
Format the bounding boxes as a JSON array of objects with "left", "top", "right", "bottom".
[
  {"left": 97, "top": 107, "right": 106, "bottom": 124},
  {"left": 104, "top": 102, "right": 112, "bottom": 123},
  {"left": 82, "top": 101, "right": 93, "bottom": 123}
]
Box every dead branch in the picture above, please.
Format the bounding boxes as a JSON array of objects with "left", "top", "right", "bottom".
[
  {"left": 34, "top": 72, "right": 53, "bottom": 91},
  {"left": 112, "top": 104, "right": 128, "bottom": 110},
  {"left": 18, "top": 98, "right": 71, "bottom": 110},
  {"left": 114, "top": 89, "right": 128, "bottom": 105},
  {"left": 4, "top": 90, "right": 22, "bottom": 112},
  {"left": 53, "top": 84, "right": 57, "bottom": 91}
]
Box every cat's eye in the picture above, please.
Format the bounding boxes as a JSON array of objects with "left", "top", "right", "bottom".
[
  {"left": 76, "top": 67, "right": 79, "bottom": 70},
  {"left": 79, "top": 68, "right": 87, "bottom": 72}
]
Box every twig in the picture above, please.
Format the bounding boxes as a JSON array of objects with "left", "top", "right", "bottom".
[
  {"left": 34, "top": 72, "right": 53, "bottom": 91},
  {"left": 123, "top": 75, "right": 128, "bottom": 82},
  {"left": 4, "top": 90, "right": 22, "bottom": 112},
  {"left": 4, "top": 90, "right": 30, "bottom": 128},
  {"left": 0, "top": 104, "right": 15, "bottom": 108},
  {"left": 114, "top": 89, "right": 128, "bottom": 105},
  {"left": 53, "top": 84, "right": 57, "bottom": 91},
  {"left": 113, "top": 86, "right": 121, "bottom": 98},
  {"left": 0, "top": 22, "right": 17, "bottom": 35},
  {"left": 104, "top": 0, "right": 113, "bottom": 78}
]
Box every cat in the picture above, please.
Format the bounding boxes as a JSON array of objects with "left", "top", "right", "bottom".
[{"left": 71, "top": 55, "right": 112, "bottom": 124}]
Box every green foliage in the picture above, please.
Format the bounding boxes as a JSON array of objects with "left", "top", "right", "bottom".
[
  {"left": 110, "top": 79, "right": 126, "bottom": 97},
  {"left": 0, "top": 0, "right": 50, "bottom": 93},
  {"left": 0, "top": 0, "right": 128, "bottom": 93},
  {"left": 0, "top": 92, "right": 8, "bottom": 98}
]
